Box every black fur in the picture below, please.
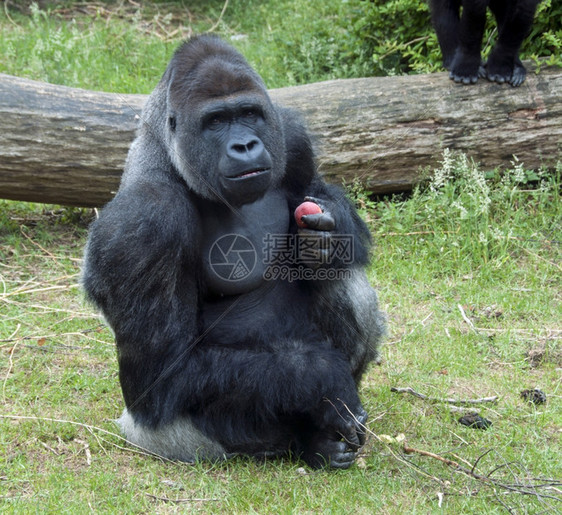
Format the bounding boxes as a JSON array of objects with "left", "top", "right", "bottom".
[
  {"left": 430, "top": 0, "right": 541, "bottom": 86},
  {"left": 82, "top": 35, "right": 385, "bottom": 469}
]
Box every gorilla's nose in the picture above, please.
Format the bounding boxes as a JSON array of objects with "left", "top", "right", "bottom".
[{"left": 227, "top": 137, "right": 265, "bottom": 162}]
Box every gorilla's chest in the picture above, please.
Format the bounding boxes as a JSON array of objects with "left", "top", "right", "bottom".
[{"left": 198, "top": 190, "right": 290, "bottom": 296}]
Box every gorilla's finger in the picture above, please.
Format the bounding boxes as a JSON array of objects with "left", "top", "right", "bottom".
[
  {"left": 337, "top": 422, "right": 362, "bottom": 451},
  {"left": 354, "top": 408, "right": 369, "bottom": 446},
  {"left": 300, "top": 213, "right": 335, "bottom": 231},
  {"left": 329, "top": 450, "right": 358, "bottom": 469},
  {"left": 303, "top": 195, "right": 327, "bottom": 211}
]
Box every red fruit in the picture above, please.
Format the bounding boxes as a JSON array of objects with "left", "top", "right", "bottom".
[{"left": 294, "top": 201, "right": 322, "bottom": 228}]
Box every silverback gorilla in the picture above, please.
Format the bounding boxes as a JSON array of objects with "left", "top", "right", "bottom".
[
  {"left": 82, "top": 35, "right": 385, "bottom": 469},
  {"left": 430, "top": 0, "right": 541, "bottom": 86}
]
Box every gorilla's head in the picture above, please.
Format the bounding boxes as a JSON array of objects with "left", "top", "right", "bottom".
[{"left": 162, "top": 35, "right": 287, "bottom": 206}]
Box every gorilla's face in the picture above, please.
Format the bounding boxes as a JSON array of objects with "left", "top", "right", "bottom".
[{"left": 165, "top": 53, "right": 286, "bottom": 206}]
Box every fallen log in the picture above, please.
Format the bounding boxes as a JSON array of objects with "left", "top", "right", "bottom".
[{"left": 0, "top": 67, "right": 560, "bottom": 207}]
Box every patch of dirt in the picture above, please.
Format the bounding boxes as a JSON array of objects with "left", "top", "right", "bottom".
[
  {"left": 7, "top": 1, "right": 214, "bottom": 42},
  {"left": 525, "top": 339, "right": 562, "bottom": 368}
]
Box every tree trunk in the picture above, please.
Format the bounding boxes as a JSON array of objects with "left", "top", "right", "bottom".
[{"left": 0, "top": 67, "right": 560, "bottom": 207}]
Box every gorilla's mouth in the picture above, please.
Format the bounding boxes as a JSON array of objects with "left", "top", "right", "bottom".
[
  {"left": 228, "top": 168, "right": 271, "bottom": 181},
  {"left": 221, "top": 168, "right": 273, "bottom": 204}
]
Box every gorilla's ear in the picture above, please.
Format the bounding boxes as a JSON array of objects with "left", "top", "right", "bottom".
[
  {"left": 165, "top": 68, "right": 178, "bottom": 134},
  {"left": 169, "top": 115, "right": 177, "bottom": 133}
]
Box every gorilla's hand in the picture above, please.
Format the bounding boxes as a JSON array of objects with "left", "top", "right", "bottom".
[
  {"left": 297, "top": 196, "right": 336, "bottom": 268},
  {"left": 303, "top": 432, "right": 358, "bottom": 469},
  {"left": 305, "top": 403, "right": 368, "bottom": 469},
  {"left": 318, "top": 398, "right": 367, "bottom": 448},
  {"left": 299, "top": 196, "right": 335, "bottom": 231}
]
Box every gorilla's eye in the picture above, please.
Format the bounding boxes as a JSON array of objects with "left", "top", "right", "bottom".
[
  {"left": 241, "top": 108, "right": 261, "bottom": 122},
  {"left": 204, "top": 113, "right": 229, "bottom": 131},
  {"left": 209, "top": 114, "right": 226, "bottom": 126},
  {"left": 169, "top": 116, "right": 176, "bottom": 132}
]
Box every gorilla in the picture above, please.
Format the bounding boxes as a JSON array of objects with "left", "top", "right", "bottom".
[
  {"left": 430, "top": 0, "right": 541, "bottom": 86},
  {"left": 82, "top": 35, "right": 385, "bottom": 469}
]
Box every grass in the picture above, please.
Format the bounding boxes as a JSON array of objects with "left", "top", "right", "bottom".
[
  {"left": 1, "top": 1, "right": 561, "bottom": 513},
  {"left": 2, "top": 0, "right": 559, "bottom": 92},
  {"left": 0, "top": 0, "right": 356, "bottom": 91}
]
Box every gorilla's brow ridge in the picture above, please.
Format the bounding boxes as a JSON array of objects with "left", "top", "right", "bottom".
[{"left": 170, "top": 60, "right": 265, "bottom": 107}]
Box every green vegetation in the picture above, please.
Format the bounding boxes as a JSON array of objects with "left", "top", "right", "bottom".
[
  {"left": 1, "top": 0, "right": 560, "bottom": 90},
  {"left": 349, "top": 0, "right": 562, "bottom": 77},
  {"left": 1, "top": 1, "right": 561, "bottom": 513}
]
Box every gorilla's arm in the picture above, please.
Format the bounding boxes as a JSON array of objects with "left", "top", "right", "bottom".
[
  {"left": 82, "top": 179, "right": 202, "bottom": 427},
  {"left": 277, "top": 105, "right": 372, "bottom": 268},
  {"left": 83, "top": 185, "right": 364, "bottom": 442},
  {"left": 182, "top": 339, "right": 364, "bottom": 448},
  {"left": 292, "top": 179, "right": 385, "bottom": 381}
]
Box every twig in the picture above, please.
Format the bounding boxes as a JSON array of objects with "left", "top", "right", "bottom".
[
  {"left": 3, "top": 1, "right": 18, "bottom": 27},
  {"left": 472, "top": 326, "right": 562, "bottom": 335},
  {"left": 20, "top": 227, "right": 58, "bottom": 260},
  {"left": 145, "top": 493, "right": 219, "bottom": 503},
  {"left": 493, "top": 490, "right": 516, "bottom": 514},
  {"left": 84, "top": 425, "right": 112, "bottom": 462},
  {"left": 1, "top": 283, "right": 80, "bottom": 298},
  {"left": 378, "top": 230, "right": 457, "bottom": 237},
  {"left": 403, "top": 443, "right": 460, "bottom": 468},
  {"left": 386, "top": 311, "right": 435, "bottom": 344},
  {"left": 0, "top": 325, "right": 107, "bottom": 344},
  {"left": 75, "top": 439, "right": 92, "bottom": 465},
  {"left": 390, "top": 386, "right": 498, "bottom": 406},
  {"left": 0, "top": 414, "right": 174, "bottom": 462},
  {"left": 457, "top": 304, "right": 477, "bottom": 333},
  {"left": 403, "top": 444, "right": 562, "bottom": 502},
  {"left": 0, "top": 295, "right": 97, "bottom": 318},
  {"left": 343, "top": 404, "right": 459, "bottom": 487},
  {"left": 83, "top": 426, "right": 140, "bottom": 463},
  {"left": 471, "top": 448, "right": 493, "bottom": 475},
  {"left": 37, "top": 439, "right": 61, "bottom": 456},
  {"left": 208, "top": 0, "right": 229, "bottom": 32},
  {"left": 1, "top": 272, "right": 79, "bottom": 297},
  {"left": 2, "top": 325, "right": 21, "bottom": 403}
]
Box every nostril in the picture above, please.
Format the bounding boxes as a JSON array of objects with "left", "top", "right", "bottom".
[
  {"left": 231, "top": 143, "right": 247, "bottom": 154},
  {"left": 230, "top": 139, "right": 261, "bottom": 155}
]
